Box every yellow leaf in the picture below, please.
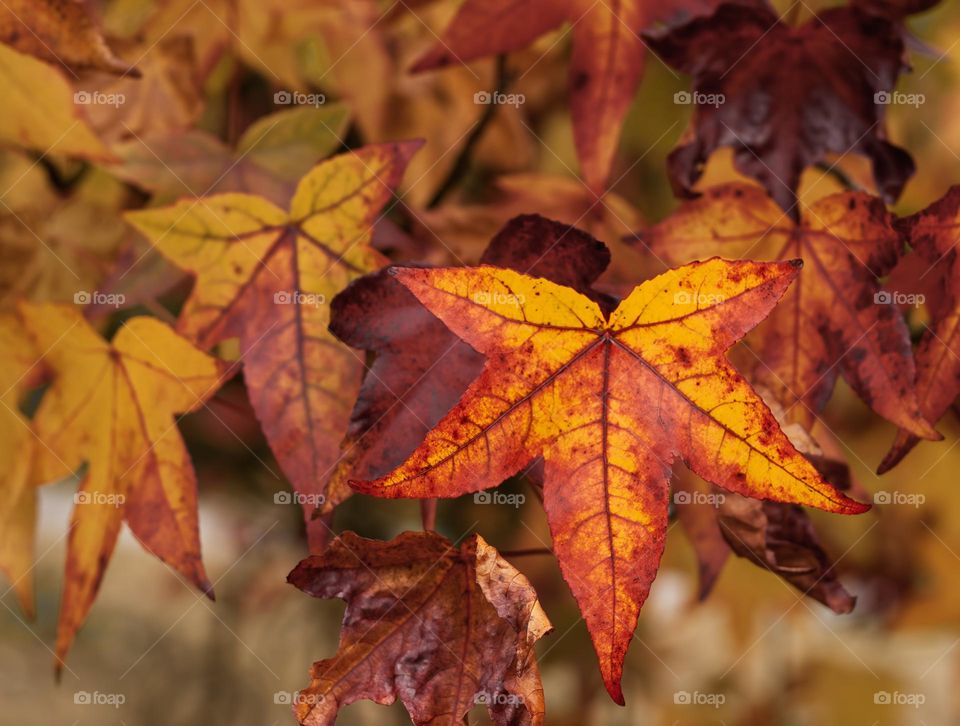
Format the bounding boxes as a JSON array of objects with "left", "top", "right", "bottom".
[{"left": 19, "top": 304, "right": 225, "bottom": 666}]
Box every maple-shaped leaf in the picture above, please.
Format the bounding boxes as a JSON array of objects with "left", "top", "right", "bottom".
[
  {"left": 879, "top": 186, "right": 960, "bottom": 472},
  {"left": 412, "top": 0, "right": 721, "bottom": 192},
  {"left": 288, "top": 530, "right": 552, "bottom": 726},
  {"left": 0, "top": 313, "right": 39, "bottom": 617},
  {"left": 352, "top": 256, "right": 869, "bottom": 702},
  {"left": 126, "top": 142, "right": 421, "bottom": 549},
  {"left": 0, "top": 0, "right": 134, "bottom": 75},
  {"left": 18, "top": 304, "right": 224, "bottom": 666},
  {"left": 636, "top": 183, "right": 939, "bottom": 442},
  {"left": 323, "top": 214, "right": 612, "bottom": 512},
  {"left": 645, "top": 3, "right": 914, "bottom": 215}
]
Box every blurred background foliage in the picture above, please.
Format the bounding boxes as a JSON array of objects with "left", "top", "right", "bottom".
[{"left": 4, "top": 0, "right": 960, "bottom": 724}]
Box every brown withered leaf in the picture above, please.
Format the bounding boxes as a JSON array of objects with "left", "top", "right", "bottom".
[
  {"left": 322, "top": 214, "right": 611, "bottom": 512},
  {"left": 645, "top": 2, "right": 914, "bottom": 215},
  {"left": 676, "top": 386, "right": 856, "bottom": 612},
  {"left": 880, "top": 185, "right": 960, "bottom": 472},
  {"left": 0, "top": 0, "right": 134, "bottom": 75},
  {"left": 77, "top": 36, "right": 201, "bottom": 143},
  {"left": 636, "top": 183, "right": 938, "bottom": 442},
  {"left": 287, "top": 530, "right": 552, "bottom": 726}
]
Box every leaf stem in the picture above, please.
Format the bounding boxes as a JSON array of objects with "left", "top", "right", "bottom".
[{"left": 426, "top": 54, "right": 508, "bottom": 209}]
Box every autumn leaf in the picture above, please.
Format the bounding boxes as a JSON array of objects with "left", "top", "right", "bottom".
[
  {"left": 645, "top": 3, "right": 914, "bottom": 215},
  {"left": 0, "top": 312, "right": 39, "bottom": 617},
  {"left": 0, "top": 0, "right": 134, "bottom": 75},
  {"left": 324, "top": 214, "right": 612, "bottom": 512},
  {"left": 636, "top": 183, "right": 939, "bottom": 442},
  {"left": 352, "top": 256, "right": 868, "bottom": 702},
  {"left": 18, "top": 304, "right": 224, "bottom": 666},
  {"left": 0, "top": 43, "right": 108, "bottom": 159},
  {"left": 412, "top": 0, "right": 722, "bottom": 192},
  {"left": 879, "top": 185, "right": 960, "bottom": 472},
  {"left": 288, "top": 530, "right": 552, "bottom": 725},
  {"left": 126, "top": 141, "right": 421, "bottom": 549},
  {"left": 111, "top": 105, "right": 350, "bottom": 205}
]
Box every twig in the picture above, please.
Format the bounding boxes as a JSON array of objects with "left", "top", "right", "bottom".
[{"left": 426, "top": 55, "right": 508, "bottom": 209}]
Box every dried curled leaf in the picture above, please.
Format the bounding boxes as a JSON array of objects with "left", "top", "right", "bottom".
[
  {"left": 880, "top": 185, "right": 960, "bottom": 472},
  {"left": 126, "top": 142, "right": 421, "bottom": 549},
  {"left": 0, "top": 0, "right": 134, "bottom": 75},
  {"left": 645, "top": 3, "right": 914, "bottom": 215},
  {"left": 19, "top": 304, "right": 224, "bottom": 666},
  {"left": 637, "top": 183, "right": 938, "bottom": 442},
  {"left": 288, "top": 531, "right": 552, "bottom": 726},
  {"left": 352, "top": 253, "right": 868, "bottom": 702}
]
